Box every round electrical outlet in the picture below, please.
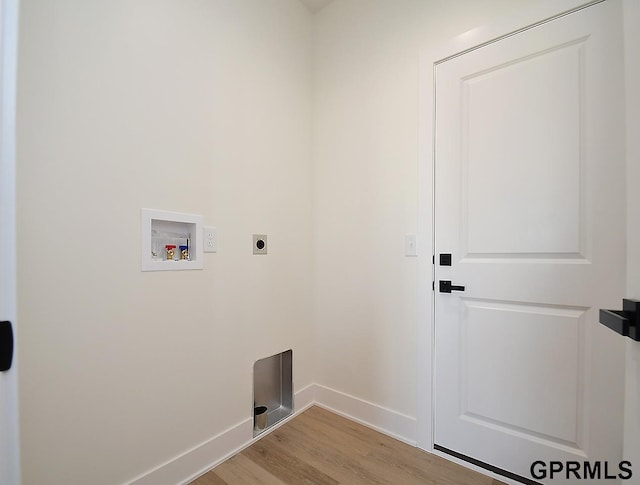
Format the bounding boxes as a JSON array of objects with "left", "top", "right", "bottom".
[{"left": 252, "top": 234, "right": 267, "bottom": 255}]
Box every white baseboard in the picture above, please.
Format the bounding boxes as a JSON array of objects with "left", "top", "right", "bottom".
[
  {"left": 126, "top": 416, "right": 251, "bottom": 485},
  {"left": 294, "top": 382, "right": 316, "bottom": 412},
  {"left": 313, "top": 384, "right": 418, "bottom": 446},
  {"left": 127, "top": 383, "right": 416, "bottom": 485},
  {"left": 127, "top": 384, "right": 317, "bottom": 485}
]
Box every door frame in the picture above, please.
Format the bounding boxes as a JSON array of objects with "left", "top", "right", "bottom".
[
  {"left": 416, "top": 0, "right": 610, "bottom": 473},
  {"left": 0, "top": 0, "right": 20, "bottom": 484}
]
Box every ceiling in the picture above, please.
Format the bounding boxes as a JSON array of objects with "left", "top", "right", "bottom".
[{"left": 298, "top": 0, "right": 335, "bottom": 13}]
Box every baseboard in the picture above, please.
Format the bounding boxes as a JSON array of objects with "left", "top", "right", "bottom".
[
  {"left": 127, "top": 384, "right": 317, "bottom": 485},
  {"left": 313, "top": 384, "right": 418, "bottom": 446},
  {"left": 126, "top": 416, "right": 251, "bottom": 485},
  {"left": 126, "top": 383, "right": 417, "bottom": 484},
  {"left": 294, "top": 381, "right": 316, "bottom": 412}
]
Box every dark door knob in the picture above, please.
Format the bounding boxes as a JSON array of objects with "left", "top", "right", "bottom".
[
  {"left": 0, "top": 321, "right": 13, "bottom": 372},
  {"left": 439, "top": 280, "right": 465, "bottom": 293}
]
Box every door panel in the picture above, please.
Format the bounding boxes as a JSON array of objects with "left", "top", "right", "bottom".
[
  {"left": 463, "top": 300, "right": 584, "bottom": 444},
  {"left": 464, "top": 40, "right": 583, "bottom": 256},
  {"left": 434, "top": 2, "right": 625, "bottom": 482}
]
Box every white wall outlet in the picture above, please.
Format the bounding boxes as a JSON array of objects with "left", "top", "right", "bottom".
[
  {"left": 253, "top": 234, "right": 267, "bottom": 255},
  {"left": 405, "top": 234, "right": 417, "bottom": 257},
  {"left": 203, "top": 226, "right": 217, "bottom": 253}
]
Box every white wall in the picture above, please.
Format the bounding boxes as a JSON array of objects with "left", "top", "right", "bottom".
[
  {"left": 15, "top": 0, "right": 640, "bottom": 482},
  {"left": 16, "top": 1, "right": 313, "bottom": 483},
  {"left": 314, "top": 0, "right": 640, "bottom": 457},
  {"left": 623, "top": 0, "right": 640, "bottom": 476},
  {"left": 312, "top": 0, "right": 540, "bottom": 427}
]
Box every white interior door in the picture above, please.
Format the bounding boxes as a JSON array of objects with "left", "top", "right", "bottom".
[
  {"left": 434, "top": 1, "right": 626, "bottom": 483},
  {"left": 0, "top": 1, "right": 20, "bottom": 484}
]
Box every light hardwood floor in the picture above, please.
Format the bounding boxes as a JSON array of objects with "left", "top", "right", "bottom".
[{"left": 190, "top": 406, "right": 506, "bottom": 485}]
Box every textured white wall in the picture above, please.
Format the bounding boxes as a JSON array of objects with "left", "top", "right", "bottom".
[
  {"left": 16, "top": 1, "right": 313, "bottom": 483},
  {"left": 623, "top": 0, "right": 640, "bottom": 475}
]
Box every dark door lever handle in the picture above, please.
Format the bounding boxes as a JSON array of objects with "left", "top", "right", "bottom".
[
  {"left": 439, "top": 280, "right": 465, "bottom": 293},
  {"left": 0, "top": 321, "right": 13, "bottom": 372}
]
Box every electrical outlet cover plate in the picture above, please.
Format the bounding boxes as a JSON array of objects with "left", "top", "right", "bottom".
[
  {"left": 253, "top": 234, "right": 267, "bottom": 255},
  {"left": 203, "top": 226, "right": 217, "bottom": 253},
  {"left": 405, "top": 234, "right": 417, "bottom": 257}
]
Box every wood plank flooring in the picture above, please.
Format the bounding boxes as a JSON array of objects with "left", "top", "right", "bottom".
[{"left": 190, "top": 406, "right": 506, "bottom": 485}]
